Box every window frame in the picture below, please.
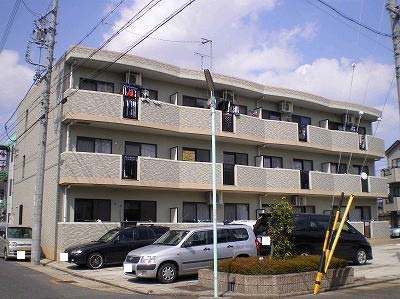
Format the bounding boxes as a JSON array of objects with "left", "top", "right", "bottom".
[
  {"left": 182, "top": 95, "right": 208, "bottom": 109},
  {"left": 182, "top": 202, "right": 211, "bottom": 223},
  {"left": 76, "top": 136, "right": 113, "bottom": 154},
  {"left": 182, "top": 147, "right": 210, "bottom": 162},
  {"left": 79, "top": 78, "right": 114, "bottom": 93},
  {"left": 223, "top": 203, "right": 250, "bottom": 222},
  {"left": 74, "top": 198, "right": 111, "bottom": 222},
  {"left": 263, "top": 156, "right": 283, "bottom": 168},
  {"left": 262, "top": 109, "right": 281, "bottom": 121},
  {"left": 123, "top": 200, "right": 157, "bottom": 222},
  {"left": 124, "top": 141, "right": 157, "bottom": 158}
]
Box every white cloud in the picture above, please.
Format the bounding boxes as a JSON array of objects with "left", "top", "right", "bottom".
[
  {"left": 0, "top": 50, "right": 33, "bottom": 140},
  {"left": 104, "top": 0, "right": 396, "bottom": 146}
]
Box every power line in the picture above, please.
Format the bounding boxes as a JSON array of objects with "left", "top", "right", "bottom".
[
  {"left": 1, "top": 0, "right": 130, "bottom": 141},
  {"left": 0, "top": 0, "right": 22, "bottom": 54},
  {"left": 10, "top": 0, "right": 197, "bottom": 146},
  {"left": 315, "top": 0, "right": 392, "bottom": 38},
  {"left": 21, "top": 0, "right": 40, "bottom": 17},
  {"left": 304, "top": 0, "right": 393, "bottom": 53}
]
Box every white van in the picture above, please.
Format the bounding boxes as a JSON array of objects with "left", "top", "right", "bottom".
[{"left": 123, "top": 225, "right": 257, "bottom": 283}]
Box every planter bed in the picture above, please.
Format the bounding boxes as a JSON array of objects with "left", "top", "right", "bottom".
[{"left": 198, "top": 267, "right": 354, "bottom": 296}]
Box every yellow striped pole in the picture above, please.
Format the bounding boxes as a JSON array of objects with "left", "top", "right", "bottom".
[{"left": 324, "top": 194, "right": 355, "bottom": 273}]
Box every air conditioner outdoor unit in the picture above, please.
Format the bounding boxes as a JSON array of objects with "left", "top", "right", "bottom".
[
  {"left": 341, "top": 113, "right": 355, "bottom": 125},
  {"left": 125, "top": 72, "right": 142, "bottom": 86},
  {"left": 279, "top": 101, "right": 293, "bottom": 113}
]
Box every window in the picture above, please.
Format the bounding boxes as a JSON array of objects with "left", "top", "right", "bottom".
[
  {"left": 293, "top": 159, "right": 313, "bottom": 171},
  {"left": 182, "top": 148, "right": 210, "bottom": 162},
  {"left": 309, "top": 216, "right": 329, "bottom": 232},
  {"left": 125, "top": 142, "right": 157, "bottom": 158},
  {"left": 236, "top": 105, "right": 247, "bottom": 115},
  {"left": 141, "top": 88, "right": 158, "bottom": 100},
  {"left": 22, "top": 155, "right": 25, "bottom": 178},
  {"left": 24, "top": 109, "right": 28, "bottom": 131},
  {"left": 74, "top": 199, "right": 111, "bottom": 222},
  {"left": 18, "top": 204, "right": 23, "bottom": 225},
  {"left": 390, "top": 185, "right": 400, "bottom": 197},
  {"left": 124, "top": 200, "right": 156, "bottom": 222},
  {"left": 183, "top": 202, "right": 210, "bottom": 222},
  {"left": 353, "top": 206, "right": 372, "bottom": 221},
  {"left": 229, "top": 228, "right": 249, "bottom": 241},
  {"left": 223, "top": 152, "right": 248, "bottom": 185},
  {"left": 392, "top": 158, "right": 400, "bottom": 168},
  {"left": 224, "top": 203, "right": 249, "bottom": 222},
  {"left": 293, "top": 206, "right": 315, "bottom": 214},
  {"left": 185, "top": 231, "right": 210, "bottom": 246},
  {"left": 79, "top": 78, "right": 114, "bottom": 93},
  {"left": 119, "top": 230, "right": 134, "bottom": 243},
  {"left": 182, "top": 95, "right": 208, "bottom": 109},
  {"left": 263, "top": 156, "right": 283, "bottom": 168},
  {"left": 262, "top": 110, "right": 281, "bottom": 120},
  {"left": 76, "top": 137, "right": 112, "bottom": 154},
  {"left": 330, "top": 163, "right": 347, "bottom": 174},
  {"left": 134, "top": 228, "right": 153, "bottom": 240}
]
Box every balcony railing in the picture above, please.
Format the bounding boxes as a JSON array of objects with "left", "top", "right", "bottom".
[{"left": 63, "top": 89, "right": 385, "bottom": 158}]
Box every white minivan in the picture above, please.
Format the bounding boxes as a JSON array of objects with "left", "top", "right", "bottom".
[
  {"left": 123, "top": 225, "right": 258, "bottom": 283},
  {"left": 0, "top": 225, "right": 32, "bottom": 260}
]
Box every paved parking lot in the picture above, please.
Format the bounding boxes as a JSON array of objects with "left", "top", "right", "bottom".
[{"left": 18, "top": 240, "right": 400, "bottom": 297}]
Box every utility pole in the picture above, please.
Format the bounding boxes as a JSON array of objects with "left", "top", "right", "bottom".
[
  {"left": 31, "top": 0, "right": 58, "bottom": 265},
  {"left": 387, "top": 0, "right": 400, "bottom": 118}
]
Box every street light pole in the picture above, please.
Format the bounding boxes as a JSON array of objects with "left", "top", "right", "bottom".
[{"left": 204, "top": 69, "right": 218, "bottom": 298}]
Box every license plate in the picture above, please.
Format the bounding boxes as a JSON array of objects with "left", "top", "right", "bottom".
[
  {"left": 17, "top": 251, "right": 25, "bottom": 260},
  {"left": 60, "top": 253, "right": 68, "bottom": 262},
  {"left": 124, "top": 263, "right": 133, "bottom": 273}
]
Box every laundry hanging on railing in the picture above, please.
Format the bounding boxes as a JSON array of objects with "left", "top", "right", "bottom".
[
  {"left": 123, "top": 97, "right": 137, "bottom": 119},
  {"left": 122, "top": 84, "right": 138, "bottom": 98}
]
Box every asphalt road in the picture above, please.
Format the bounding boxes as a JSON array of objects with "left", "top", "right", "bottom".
[{"left": 0, "top": 258, "right": 190, "bottom": 299}]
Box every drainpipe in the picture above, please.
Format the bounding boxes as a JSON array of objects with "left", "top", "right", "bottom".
[{"left": 63, "top": 185, "right": 71, "bottom": 222}]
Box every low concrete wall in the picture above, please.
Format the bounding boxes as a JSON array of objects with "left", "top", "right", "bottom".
[
  {"left": 198, "top": 267, "right": 354, "bottom": 296},
  {"left": 349, "top": 221, "right": 390, "bottom": 239}
]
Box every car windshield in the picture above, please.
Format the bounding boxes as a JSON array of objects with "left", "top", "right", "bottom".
[
  {"left": 154, "top": 230, "right": 189, "bottom": 246},
  {"left": 7, "top": 227, "right": 32, "bottom": 239},
  {"left": 98, "top": 229, "right": 120, "bottom": 242}
]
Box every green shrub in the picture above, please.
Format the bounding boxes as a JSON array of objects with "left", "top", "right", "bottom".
[
  {"left": 269, "top": 200, "right": 293, "bottom": 259},
  {"left": 217, "top": 256, "right": 347, "bottom": 275}
]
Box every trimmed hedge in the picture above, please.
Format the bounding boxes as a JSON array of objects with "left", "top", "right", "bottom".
[{"left": 217, "top": 255, "right": 347, "bottom": 275}]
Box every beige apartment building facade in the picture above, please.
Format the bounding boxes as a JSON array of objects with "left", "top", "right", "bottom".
[{"left": 7, "top": 46, "right": 387, "bottom": 259}]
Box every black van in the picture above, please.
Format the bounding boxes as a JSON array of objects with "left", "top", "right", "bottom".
[{"left": 254, "top": 213, "right": 372, "bottom": 265}]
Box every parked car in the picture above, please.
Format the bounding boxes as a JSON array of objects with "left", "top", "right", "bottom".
[
  {"left": 123, "top": 225, "right": 257, "bottom": 283},
  {"left": 0, "top": 225, "right": 32, "bottom": 260},
  {"left": 252, "top": 213, "right": 372, "bottom": 265},
  {"left": 390, "top": 226, "right": 400, "bottom": 238},
  {"left": 64, "top": 225, "right": 169, "bottom": 269}
]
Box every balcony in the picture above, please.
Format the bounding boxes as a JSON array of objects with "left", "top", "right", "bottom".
[
  {"left": 381, "top": 167, "right": 400, "bottom": 184},
  {"left": 63, "top": 88, "right": 385, "bottom": 158},
  {"left": 60, "top": 152, "right": 222, "bottom": 189}
]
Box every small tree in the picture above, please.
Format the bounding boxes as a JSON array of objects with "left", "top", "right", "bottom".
[{"left": 269, "top": 199, "right": 293, "bottom": 259}]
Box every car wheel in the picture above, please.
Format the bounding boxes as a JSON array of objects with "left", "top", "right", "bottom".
[
  {"left": 354, "top": 248, "right": 367, "bottom": 265},
  {"left": 4, "top": 249, "right": 8, "bottom": 261},
  {"left": 87, "top": 252, "right": 104, "bottom": 269},
  {"left": 157, "top": 262, "right": 177, "bottom": 284}
]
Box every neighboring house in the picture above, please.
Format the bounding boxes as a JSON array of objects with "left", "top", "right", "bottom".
[
  {"left": 8, "top": 46, "right": 387, "bottom": 260},
  {"left": 382, "top": 140, "right": 400, "bottom": 227}
]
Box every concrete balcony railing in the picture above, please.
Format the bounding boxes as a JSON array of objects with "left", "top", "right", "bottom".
[
  {"left": 309, "top": 171, "right": 362, "bottom": 194},
  {"left": 368, "top": 176, "right": 388, "bottom": 196},
  {"left": 60, "top": 152, "right": 222, "bottom": 189},
  {"left": 63, "top": 89, "right": 385, "bottom": 157},
  {"left": 234, "top": 165, "right": 301, "bottom": 193},
  {"left": 382, "top": 167, "right": 400, "bottom": 184}
]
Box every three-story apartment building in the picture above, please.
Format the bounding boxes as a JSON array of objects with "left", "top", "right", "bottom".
[
  {"left": 7, "top": 46, "right": 387, "bottom": 259},
  {"left": 382, "top": 140, "right": 400, "bottom": 226}
]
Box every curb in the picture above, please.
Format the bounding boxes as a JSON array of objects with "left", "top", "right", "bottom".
[{"left": 39, "top": 260, "right": 200, "bottom": 296}]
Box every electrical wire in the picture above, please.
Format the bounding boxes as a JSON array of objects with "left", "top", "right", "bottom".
[
  {"left": 0, "top": 0, "right": 22, "bottom": 54},
  {"left": 315, "top": 0, "right": 392, "bottom": 38},
  {"left": 21, "top": 0, "right": 40, "bottom": 17},
  {"left": 1, "top": 0, "right": 131, "bottom": 142},
  {"left": 7, "top": 0, "right": 196, "bottom": 145}
]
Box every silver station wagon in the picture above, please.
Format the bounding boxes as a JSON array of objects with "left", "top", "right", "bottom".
[
  {"left": 123, "top": 225, "right": 257, "bottom": 283},
  {"left": 0, "top": 225, "right": 32, "bottom": 260}
]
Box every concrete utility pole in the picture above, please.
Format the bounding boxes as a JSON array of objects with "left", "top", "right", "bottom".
[
  {"left": 31, "top": 0, "right": 58, "bottom": 265},
  {"left": 387, "top": 0, "right": 400, "bottom": 118}
]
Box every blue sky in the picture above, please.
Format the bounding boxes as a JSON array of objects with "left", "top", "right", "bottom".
[{"left": 0, "top": 0, "right": 398, "bottom": 169}]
